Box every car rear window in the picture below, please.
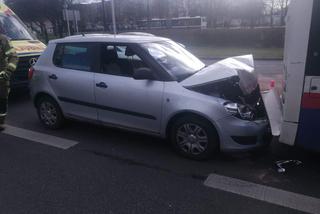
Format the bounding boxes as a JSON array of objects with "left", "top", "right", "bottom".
[{"left": 53, "top": 43, "right": 93, "bottom": 72}]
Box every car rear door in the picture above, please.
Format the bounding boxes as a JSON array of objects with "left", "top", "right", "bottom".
[
  {"left": 47, "top": 42, "right": 98, "bottom": 120},
  {"left": 94, "top": 43, "right": 164, "bottom": 134}
]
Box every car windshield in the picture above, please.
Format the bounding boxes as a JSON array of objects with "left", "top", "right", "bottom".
[
  {"left": 0, "top": 13, "right": 34, "bottom": 40},
  {"left": 142, "top": 40, "right": 205, "bottom": 81}
]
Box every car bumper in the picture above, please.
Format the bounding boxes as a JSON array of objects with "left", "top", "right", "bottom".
[{"left": 215, "top": 116, "right": 272, "bottom": 152}]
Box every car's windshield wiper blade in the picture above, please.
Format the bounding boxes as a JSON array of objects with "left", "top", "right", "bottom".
[{"left": 195, "top": 65, "right": 207, "bottom": 73}]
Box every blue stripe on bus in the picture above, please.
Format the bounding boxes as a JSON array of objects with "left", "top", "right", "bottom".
[{"left": 296, "top": 108, "right": 320, "bottom": 151}]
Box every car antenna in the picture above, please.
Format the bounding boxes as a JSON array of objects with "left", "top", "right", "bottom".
[{"left": 81, "top": 32, "right": 85, "bottom": 37}]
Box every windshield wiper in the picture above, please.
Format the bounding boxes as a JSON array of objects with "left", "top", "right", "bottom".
[{"left": 195, "top": 65, "right": 207, "bottom": 73}]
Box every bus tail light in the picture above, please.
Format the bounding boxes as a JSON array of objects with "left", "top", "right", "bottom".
[{"left": 270, "top": 80, "right": 275, "bottom": 89}]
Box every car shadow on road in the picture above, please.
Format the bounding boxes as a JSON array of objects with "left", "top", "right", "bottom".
[
  {"left": 7, "top": 88, "right": 320, "bottom": 196},
  {"left": 9, "top": 88, "right": 30, "bottom": 103}
]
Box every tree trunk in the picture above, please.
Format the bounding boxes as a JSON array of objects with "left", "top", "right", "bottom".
[
  {"left": 57, "top": 18, "right": 64, "bottom": 38},
  {"left": 270, "top": 0, "right": 274, "bottom": 27},
  {"left": 48, "top": 18, "right": 58, "bottom": 37},
  {"left": 250, "top": 17, "right": 255, "bottom": 29},
  {"left": 281, "top": 0, "right": 289, "bottom": 26},
  {"left": 207, "top": 0, "right": 215, "bottom": 28},
  {"left": 53, "top": 21, "right": 58, "bottom": 37},
  {"left": 40, "top": 22, "right": 49, "bottom": 43}
]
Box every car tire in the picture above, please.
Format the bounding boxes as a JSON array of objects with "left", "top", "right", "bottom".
[
  {"left": 170, "top": 115, "right": 219, "bottom": 160},
  {"left": 36, "top": 96, "right": 64, "bottom": 129}
]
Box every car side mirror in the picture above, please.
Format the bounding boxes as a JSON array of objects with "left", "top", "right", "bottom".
[{"left": 133, "top": 67, "right": 155, "bottom": 80}]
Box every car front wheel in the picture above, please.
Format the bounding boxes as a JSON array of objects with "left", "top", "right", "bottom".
[{"left": 170, "top": 115, "right": 219, "bottom": 160}]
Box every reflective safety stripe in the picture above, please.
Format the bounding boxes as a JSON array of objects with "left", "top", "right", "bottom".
[
  {"left": 7, "top": 63, "right": 17, "bottom": 71},
  {"left": 5, "top": 48, "right": 15, "bottom": 55}
]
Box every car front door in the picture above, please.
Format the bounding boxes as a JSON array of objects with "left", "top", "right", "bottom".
[
  {"left": 47, "top": 42, "right": 98, "bottom": 120},
  {"left": 94, "top": 43, "right": 164, "bottom": 134}
]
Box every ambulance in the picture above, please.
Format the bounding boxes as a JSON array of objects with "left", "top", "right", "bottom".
[
  {"left": 264, "top": 0, "right": 320, "bottom": 151},
  {"left": 0, "top": 3, "right": 46, "bottom": 88}
]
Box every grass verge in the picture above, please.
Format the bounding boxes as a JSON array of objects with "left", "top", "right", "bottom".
[{"left": 187, "top": 46, "right": 283, "bottom": 60}]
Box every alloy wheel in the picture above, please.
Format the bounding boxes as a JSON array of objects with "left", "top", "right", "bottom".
[
  {"left": 176, "top": 123, "right": 209, "bottom": 155},
  {"left": 39, "top": 102, "right": 58, "bottom": 126}
]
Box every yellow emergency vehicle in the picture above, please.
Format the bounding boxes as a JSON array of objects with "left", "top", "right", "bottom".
[{"left": 0, "top": 3, "right": 46, "bottom": 88}]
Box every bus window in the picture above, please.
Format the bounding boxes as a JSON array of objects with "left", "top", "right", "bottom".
[{"left": 306, "top": 0, "right": 320, "bottom": 76}]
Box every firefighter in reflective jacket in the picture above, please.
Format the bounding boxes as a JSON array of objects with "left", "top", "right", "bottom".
[{"left": 0, "top": 34, "right": 18, "bottom": 131}]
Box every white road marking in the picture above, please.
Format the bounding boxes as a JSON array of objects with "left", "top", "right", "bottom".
[
  {"left": 2, "top": 125, "right": 78, "bottom": 150},
  {"left": 204, "top": 174, "right": 320, "bottom": 214}
]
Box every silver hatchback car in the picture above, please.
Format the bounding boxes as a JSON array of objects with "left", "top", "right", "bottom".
[{"left": 30, "top": 34, "right": 271, "bottom": 159}]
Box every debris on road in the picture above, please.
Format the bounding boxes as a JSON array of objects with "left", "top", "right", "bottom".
[{"left": 275, "top": 160, "right": 302, "bottom": 173}]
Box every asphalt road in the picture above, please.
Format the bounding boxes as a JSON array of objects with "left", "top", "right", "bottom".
[{"left": 0, "top": 60, "right": 320, "bottom": 214}]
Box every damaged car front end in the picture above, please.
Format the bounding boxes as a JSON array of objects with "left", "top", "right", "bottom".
[
  {"left": 143, "top": 39, "right": 271, "bottom": 155},
  {"left": 181, "top": 55, "right": 272, "bottom": 151}
]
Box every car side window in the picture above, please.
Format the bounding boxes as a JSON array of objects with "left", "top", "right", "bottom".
[
  {"left": 306, "top": 1, "right": 320, "bottom": 76},
  {"left": 53, "top": 43, "right": 92, "bottom": 72},
  {"left": 100, "top": 44, "right": 149, "bottom": 77}
]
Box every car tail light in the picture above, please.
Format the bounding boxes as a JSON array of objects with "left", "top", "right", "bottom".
[{"left": 28, "top": 67, "right": 35, "bottom": 80}]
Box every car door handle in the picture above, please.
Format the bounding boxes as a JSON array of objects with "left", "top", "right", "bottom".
[
  {"left": 96, "top": 82, "right": 108, "bottom": 89},
  {"left": 311, "top": 86, "right": 318, "bottom": 91},
  {"left": 49, "top": 74, "right": 58, "bottom": 80}
]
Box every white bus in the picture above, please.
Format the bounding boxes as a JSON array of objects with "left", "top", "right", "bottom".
[
  {"left": 265, "top": 0, "right": 320, "bottom": 151},
  {"left": 137, "top": 16, "right": 207, "bottom": 30}
]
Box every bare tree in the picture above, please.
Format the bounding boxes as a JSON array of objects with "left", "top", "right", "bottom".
[
  {"left": 202, "top": 0, "right": 232, "bottom": 28},
  {"left": 6, "top": 0, "right": 74, "bottom": 40},
  {"left": 270, "top": 0, "right": 275, "bottom": 26},
  {"left": 265, "top": 0, "right": 289, "bottom": 26},
  {"left": 280, "top": 0, "right": 290, "bottom": 25}
]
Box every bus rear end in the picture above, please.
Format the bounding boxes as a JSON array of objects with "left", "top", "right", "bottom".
[
  {"left": 267, "top": 0, "right": 320, "bottom": 151},
  {"left": 291, "top": 0, "right": 320, "bottom": 151}
]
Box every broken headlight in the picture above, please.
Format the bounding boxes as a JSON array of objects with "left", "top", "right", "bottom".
[{"left": 224, "top": 102, "right": 254, "bottom": 120}]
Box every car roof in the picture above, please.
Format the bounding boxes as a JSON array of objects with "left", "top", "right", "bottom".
[
  {"left": 50, "top": 34, "right": 170, "bottom": 44},
  {"left": 118, "top": 32, "right": 155, "bottom": 37}
]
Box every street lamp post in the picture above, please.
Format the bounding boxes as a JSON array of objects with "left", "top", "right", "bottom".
[
  {"left": 102, "top": 0, "right": 107, "bottom": 32},
  {"left": 111, "top": 0, "right": 117, "bottom": 35},
  {"left": 73, "top": 10, "right": 79, "bottom": 33},
  {"left": 63, "top": 4, "right": 71, "bottom": 36},
  {"left": 147, "top": 0, "right": 151, "bottom": 29},
  {"left": 101, "top": 0, "right": 116, "bottom": 34}
]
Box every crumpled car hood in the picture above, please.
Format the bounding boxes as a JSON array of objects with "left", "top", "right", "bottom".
[{"left": 181, "top": 55, "right": 258, "bottom": 95}]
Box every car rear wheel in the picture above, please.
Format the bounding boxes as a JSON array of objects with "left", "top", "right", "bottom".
[
  {"left": 36, "top": 96, "right": 64, "bottom": 129},
  {"left": 170, "top": 115, "right": 219, "bottom": 160}
]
